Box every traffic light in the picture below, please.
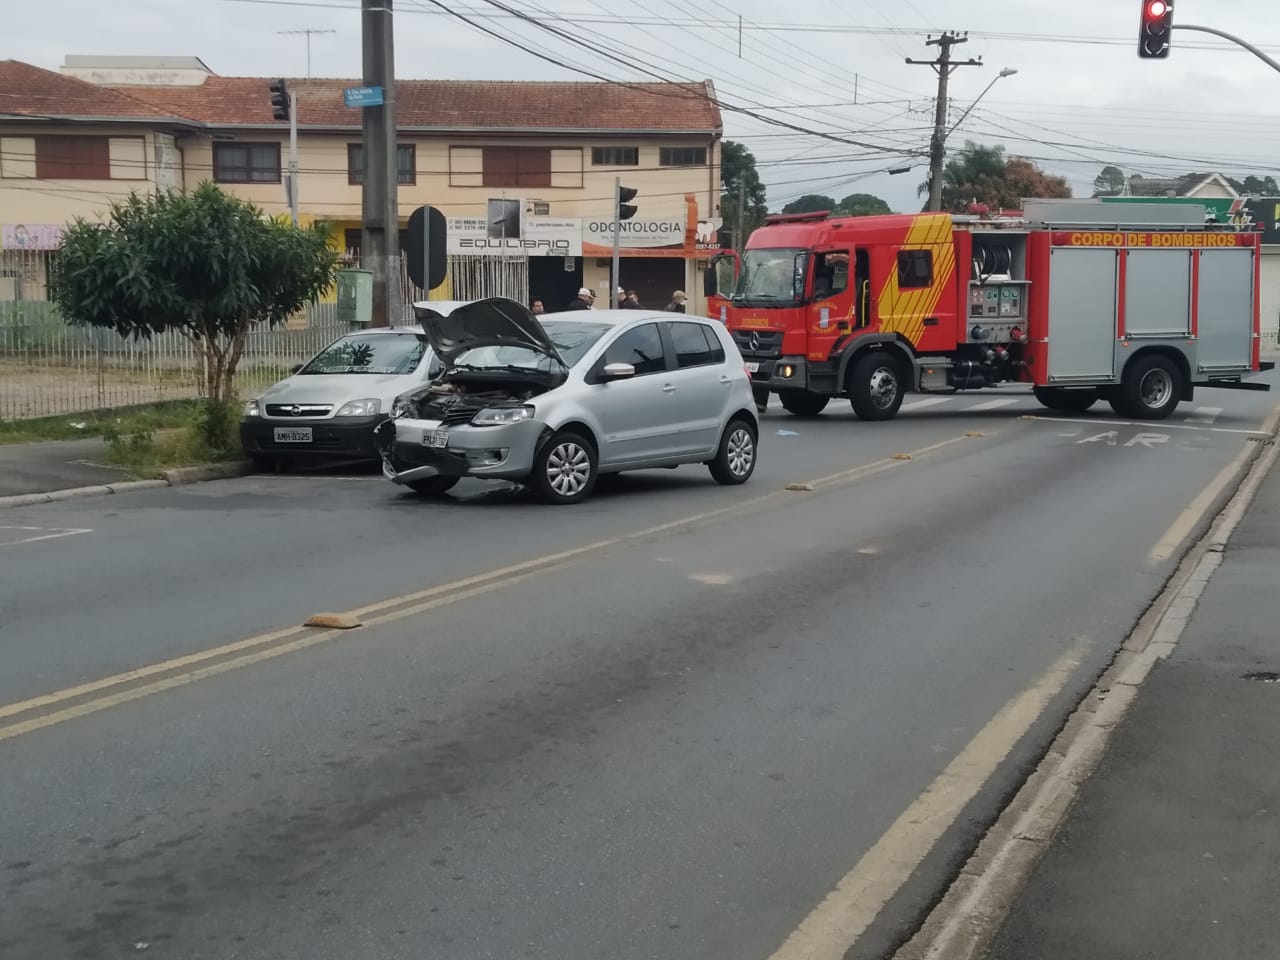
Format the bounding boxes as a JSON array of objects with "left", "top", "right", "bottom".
[
  {"left": 269, "top": 79, "right": 290, "bottom": 121},
  {"left": 1138, "top": 0, "right": 1174, "bottom": 59},
  {"left": 618, "top": 185, "right": 638, "bottom": 221}
]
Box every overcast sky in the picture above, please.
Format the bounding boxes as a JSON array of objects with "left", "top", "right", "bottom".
[{"left": 13, "top": 0, "right": 1280, "bottom": 212}]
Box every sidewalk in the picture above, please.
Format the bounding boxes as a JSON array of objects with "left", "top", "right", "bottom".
[
  {"left": 0, "top": 439, "right": 126, "bottom": 498},
  {"left": 984, "top": 452, "right": 1280, "bottom": 958}
]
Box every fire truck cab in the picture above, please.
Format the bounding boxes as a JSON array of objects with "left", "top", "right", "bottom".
[{"left": 704, "top": 199, "right": 1271, "bottom": 421}]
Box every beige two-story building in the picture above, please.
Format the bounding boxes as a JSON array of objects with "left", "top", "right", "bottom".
[{"left": 1, "top": 56, "right": 726, "bottom": 312}]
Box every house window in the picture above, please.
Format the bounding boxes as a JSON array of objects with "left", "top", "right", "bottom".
[
  {"left": 592, "top": 147, "right": 639, "bottom": 166},
  {"left": 347, "top": 144, "right": 417, "bottom": 185},
  {"left": 897, "top": 249, "right": 934, "bottom": 289},
  {"left": 212, "top": 142, "right": 281, "bottom": 183},
  {"left": 34, "top": 136, "right": 111, "bottom": 180},
  {"left": 482, "top": 146, "right": 551, "bottom": 188},
  {"left": 659, "top": 146, "right": 707, "bottom": 167}
]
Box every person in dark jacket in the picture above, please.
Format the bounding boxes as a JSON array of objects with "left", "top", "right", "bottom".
[
  {"left": 565, "top": 287, "right": 594, "bottom": 311},
  {"left": 621, "top": 289, "right": 643, "bottom": 309},
  {"left": 665, "top": 290, "right": 688, "bottom": 313}
]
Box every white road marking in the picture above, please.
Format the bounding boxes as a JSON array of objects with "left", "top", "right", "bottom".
[
  {"left": 1033, "top": 415, "right": 1269, "bottom": 436},
  {"left": 901, "top": 397, "right": 952, "bottom": 411},
  {"left": 1126, "top": 432, "right": 1170, "bottom": 448},
  {"left": 1185, "top": 406, "right": 1223, "bottom": 424},
  {"left": 766, "top": 642, "right": 1087, "bottom": 960},
  {"left": 966, "top": 398, "right": 1022, "bottom": 411},
  {"left": 1077, "top": 431, "right": 1118, "bottom": 446},
  {"left": 0, "top": 525, "right": 93, "bottom": 547},
  {"left": 689, "top": 573, "right": 734, "bottom": 585}
]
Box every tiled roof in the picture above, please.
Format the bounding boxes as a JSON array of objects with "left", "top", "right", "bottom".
[
  {"left": 0, "top": 59, "right": 185, "bottom": 121},
  {"left": 111, "top": 76, "right": 723, "bottom": 132}
]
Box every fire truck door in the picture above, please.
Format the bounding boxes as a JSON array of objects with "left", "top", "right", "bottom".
[{"left": 810, "top": 249, "right": 854, "bottom": 356}]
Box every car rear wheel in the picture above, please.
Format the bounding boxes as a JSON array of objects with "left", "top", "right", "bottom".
[
  {"left": 1033, "top": 386, "right": 1099, "bottom": 413},
  {"left": 531, "top": 430, "right": 598, "bottom": 504},
  {"left": 708, "top": 417, "right": 758, "bottom": 485},
  {"left": 407, "top": 476, "right": 459, "bottom": 496},
  {"left": 780, "top": 390, "right": 830, "bottom": 417}
]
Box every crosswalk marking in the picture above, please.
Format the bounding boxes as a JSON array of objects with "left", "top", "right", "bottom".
[
  {"left": 1185, "top": 406, "right": 1223, "bottom": 424},
  {"left": 966, "top": 398, "right": 1022, "bottom": 411},
  {"left": 900, "top": 397, "right": 951, "bottom": 411}
]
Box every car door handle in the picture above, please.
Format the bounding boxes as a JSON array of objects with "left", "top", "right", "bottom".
[
  {"left": 719, "top": 375, "right": 732, "bottom": 384},
  {"left": 662, "top": 383, "right": 677, "bottom": 393}
]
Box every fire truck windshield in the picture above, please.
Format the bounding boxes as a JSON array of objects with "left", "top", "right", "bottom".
[{"left": 731, "top": 248, "right": 807, "bottom": 305}]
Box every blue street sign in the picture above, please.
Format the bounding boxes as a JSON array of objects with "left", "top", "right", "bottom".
[{"left": 343, "top": 86, "right": 384, "bottom": 108}]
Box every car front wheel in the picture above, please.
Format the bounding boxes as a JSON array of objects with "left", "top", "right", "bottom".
[
  {"left": 407, "top": 476, "right": 459, "bottom": 496},
  {"left": 708, "top": 416, "right": 758, "bottom": 485},
  {"left": 531, "top": 430, "right": 598, "bottom": 504}
]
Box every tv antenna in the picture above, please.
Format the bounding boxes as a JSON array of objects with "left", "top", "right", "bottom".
[{"left": 277, "top": 28, "right": 336, "bottom": 78}]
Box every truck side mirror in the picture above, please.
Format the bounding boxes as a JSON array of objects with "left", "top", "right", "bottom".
[{"left": 704, "top": 262, "right": 718, "bottom": 297}]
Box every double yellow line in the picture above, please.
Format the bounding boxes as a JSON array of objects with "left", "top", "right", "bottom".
[{"left": 0, "top": 432, "right": 985, "bottom": 742}]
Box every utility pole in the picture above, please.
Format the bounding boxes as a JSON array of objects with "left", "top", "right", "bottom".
[
  {"left": 735, "top": 176, "right": 746, "bottom": 259},
  {"left": 277, "top": 28, "right": 335, "bottom": 78},
  {"left": 361, "top": 0, "right": 399, "bottom": 327},
  {"left": 907, "top": 32, "right": 982, "bottom": 212}
]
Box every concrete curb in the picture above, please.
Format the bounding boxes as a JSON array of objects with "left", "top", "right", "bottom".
[
  {"left": 892, "top": 409, "right": 1280, "bottom": 960},
  {"left": 0, "top": 461, "right": 255, "bottom": 510}
]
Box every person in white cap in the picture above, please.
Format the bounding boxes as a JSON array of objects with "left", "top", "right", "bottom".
[
  {"left": 565, "top": 287, "right": 594, "bottom": 311},
  {"left": 665, "top": 290, "right": 688, "bottom": 313}
]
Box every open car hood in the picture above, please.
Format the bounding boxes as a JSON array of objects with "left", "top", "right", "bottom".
[{"left": 415, "top": 297, "right": 563, "bottom": 367}]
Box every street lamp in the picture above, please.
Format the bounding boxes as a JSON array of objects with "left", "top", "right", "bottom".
[{"left": 947, "top": 67, "right": 1018, "bottom": 139}]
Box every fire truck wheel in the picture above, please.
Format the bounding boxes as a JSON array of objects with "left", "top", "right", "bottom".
[
  {"left": 1032, "top": 386, "right": 1098, "bottom": 413},
  {"left": 848, "top": 351, "right": 904, "bottom": 421},
  {"left": 1117, "top": 354, "right": 1183, "bottom": 420},
  {"left": 779, "top": 390, "right": 830, "bottom": 417}
]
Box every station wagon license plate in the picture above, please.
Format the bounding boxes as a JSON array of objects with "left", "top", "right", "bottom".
[
  {"left": 273, "top": 427, "right": 312, "bottom": 443},
  {"left": 425, "top": 429, "right": 449, "bottom": 449},
  {"left": 744, "top": 361, "right": 759, "bottom": 373}
]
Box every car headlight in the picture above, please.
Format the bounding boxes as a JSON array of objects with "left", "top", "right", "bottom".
[
  {"left": 335, "top": 398, "right": 381, "bottom": 417},
  {"left": 243, "top": 399, "right": 261, "bottom": 418},
  {"left": 471, "top": 405, "right": 535, "bottom": 426}
]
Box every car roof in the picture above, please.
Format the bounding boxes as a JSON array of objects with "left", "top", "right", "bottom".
[{"left": 539, "top": 309, "right": 713, "bottom": 327}]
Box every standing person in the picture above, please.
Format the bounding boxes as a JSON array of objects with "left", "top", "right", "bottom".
[
  {"left": 665, "top": 290, "right": 687, "bottom": 313},
  {"left": 622, "top": 289, "right": 643, "bottom": 309},
  {"left": 530, "top": 299, "right": 545, "bottom": 315},
  {"left": 565, "top": 287, "right": 594, "bottom": 311}
]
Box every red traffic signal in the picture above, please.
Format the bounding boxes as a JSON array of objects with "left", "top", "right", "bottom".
[{"left": 1138, "top": 0, "right": 1174, "bottom": 58}]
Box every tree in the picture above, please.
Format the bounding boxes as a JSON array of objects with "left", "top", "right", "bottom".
[
  {"left": 836, "top": 193, "right": 892, "bottom": 217},
  {"left": 1093, "top": 165, "right": 1126, "bottom": 197},
  {"left": 781, "top": 194, "right": 837, "bottom": 214},
  {"left": 922, "top": 141, "right": 1072, "bottom": 212},
  {"left": 51, "top": 182, "right": 339, "bottom": 406},
  {"left": 1234, "top": 174, "right": 1280, "bottom": 196},
  {"left": 720, "top": 140, "right": 768, "bottom": 247}
]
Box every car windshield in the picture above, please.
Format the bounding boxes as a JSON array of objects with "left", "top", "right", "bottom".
[
  {"left": 453, "top": 321, "right": 610, "bottom": 372},
  {"left": 300, "top": 334, "right": 427, "bottom": 375},
  {"left": 732, "top": 247, "right": 807, "bottom": 304}
]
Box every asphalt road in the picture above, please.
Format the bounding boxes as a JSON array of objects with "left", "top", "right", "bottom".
[{"left": 2, "top": 380, "right": 1278, "bottom": 960}]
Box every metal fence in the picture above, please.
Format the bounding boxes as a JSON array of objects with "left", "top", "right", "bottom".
[{"left": 0, "top": 248, "right": 534, "bottom": 421}]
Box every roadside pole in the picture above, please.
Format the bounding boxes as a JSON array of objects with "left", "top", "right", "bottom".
[
  {"left": 287, "top": 91, "right": 299, "bottom": 226},
  {"left": 1173, "top": 24, "right": 1280, "bottom": 74},
  {"left": 611, "top": 176, "right": 622, "bottom": 310},
  {"left": 361, "top": 0, "right": 399, "bottom": 327}
]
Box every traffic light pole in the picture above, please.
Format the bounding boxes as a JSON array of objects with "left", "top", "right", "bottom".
[
  {"left": 611, "top": 176, "right": 622, "bottom": 310},
  {"left": 287, "top": 91, "right": 299, "bottom": 226},
  {"left": 1174, "top": 24, "right": 1280, "bottom": 74}
]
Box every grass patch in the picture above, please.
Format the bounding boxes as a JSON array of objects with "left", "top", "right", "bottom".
[
  {"left": 102, "top": 400, "right": 243, "bottom": 479},
  {"left": 0, "top": 400, "right": 207, "bottom": 445}
]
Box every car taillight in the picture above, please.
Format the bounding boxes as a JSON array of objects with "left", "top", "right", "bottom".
[{"left": 744, "top": 364, "right": 752, "bottom": 378}]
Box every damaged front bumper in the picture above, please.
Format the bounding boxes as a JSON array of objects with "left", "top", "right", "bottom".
[{"left": 375, "top": 415, "right": 547, "bottom": 486}]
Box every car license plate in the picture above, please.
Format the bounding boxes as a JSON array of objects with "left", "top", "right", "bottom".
[
  {"left": 273, "top": 427, "right": 312, "bottom": 443},
  {"left": 744, "top": 361, "right": 760, "bottom": 373},
  {"left": 425, "top": 429, "right": 448, "bottom": 449}
]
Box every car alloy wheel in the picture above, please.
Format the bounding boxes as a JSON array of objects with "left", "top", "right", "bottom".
[
  {"left": 532, "top": 430, "right": 599, "bottom": 504},
  {"left": 726, "top": 425, "right": 755, "bottom": 478}
]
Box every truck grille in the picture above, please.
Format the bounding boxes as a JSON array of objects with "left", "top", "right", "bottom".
[
  {"left": 732, "top": 330, "right": 783, "bottom": 358},
  {"left": 265, "top": 403, "right": 333, "bottom": 418}
]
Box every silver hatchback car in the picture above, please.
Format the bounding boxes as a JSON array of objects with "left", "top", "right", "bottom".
[{"left": 374, "top": 298, "right": 760, "bottom": 504}]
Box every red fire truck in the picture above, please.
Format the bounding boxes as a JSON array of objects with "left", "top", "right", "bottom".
[{"left": 704, "top": 199, "right": 1272, "bottom": 420}]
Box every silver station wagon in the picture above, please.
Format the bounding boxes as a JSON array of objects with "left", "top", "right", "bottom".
[{"left": 375, "top": 298, "right": 760, "bottom": 504}]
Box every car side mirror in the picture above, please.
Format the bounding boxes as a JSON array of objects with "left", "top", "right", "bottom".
[
  {"left": 290, "top": 363, "right": 304, "bottom": 374},
  {"left": 599, "top": 362, "right": 636, "bottom": 382}
]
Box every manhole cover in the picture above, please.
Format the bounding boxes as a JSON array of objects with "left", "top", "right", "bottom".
[{"left": 1242, "top": 671, "right": 1280, "bottom": 683}]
